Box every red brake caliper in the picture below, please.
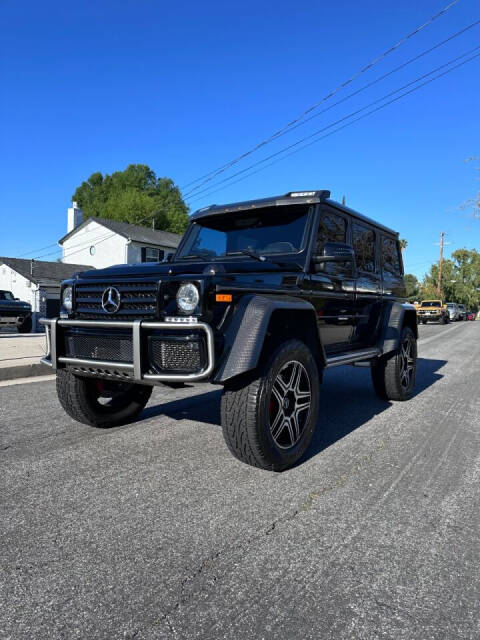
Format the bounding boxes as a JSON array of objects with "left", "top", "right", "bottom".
[{"left": 269, "top": 397, "right": 276, "bottom": 421}]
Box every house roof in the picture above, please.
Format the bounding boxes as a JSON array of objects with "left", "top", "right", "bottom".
[
  {"left": 0, "top": 257, "right": 93, "bottom": 286},
  {"left": 58, "top": 217, "right": 182, "bottom": 249}
]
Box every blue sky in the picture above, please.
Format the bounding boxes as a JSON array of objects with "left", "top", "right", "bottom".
[{"left": 1, "top": 0, "right": 479, "bottom": 279}]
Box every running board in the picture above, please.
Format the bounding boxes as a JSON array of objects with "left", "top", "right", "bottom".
[{"left": 325, "top": 348, "right": 381, "bottom": 369}]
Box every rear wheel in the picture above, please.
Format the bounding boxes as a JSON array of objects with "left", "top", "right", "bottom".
[
  {"left": 221, "top": 339, "right": 320, "bottom": 471},
  {"left": 371, "top": 326, "right": 417, "bottom": 401},
  {"left": 56, "top": 370, "right": 153, "bottom": 428}
]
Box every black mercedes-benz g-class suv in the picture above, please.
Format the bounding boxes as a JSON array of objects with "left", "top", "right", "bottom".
[{"left": 42, "top": 190, "right": 417, "bottom": 471}]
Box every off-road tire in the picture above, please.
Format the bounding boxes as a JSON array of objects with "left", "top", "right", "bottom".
[
  {"left": 371, "top": 326, "right": 417, "bottom": 401},
  {"left": 17, "top": 317, "right": 32, "bottom": 333},
  {"left": 221, "top": 339, "right": 320, "bottom": 471},
  {"left": 441, "top": 314, "right": 449, "bottom": 325},
  {"left": 56, "top": 369, "right": 153, "bottom": 428},
  {"left": 421, "top": 319, "right": 427, "bottom": 325}
]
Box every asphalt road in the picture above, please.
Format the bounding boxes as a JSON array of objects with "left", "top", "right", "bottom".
[{"left": 1, "top": 321, "right": 479, "bottom": 639}]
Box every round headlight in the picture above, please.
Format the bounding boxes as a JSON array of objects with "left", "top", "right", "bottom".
[
  {"left": 176, "top": 283, "right": 199, "bottom": 314},
  {"left": 62, "top": 286, "right": 73, "bottom": 312}
]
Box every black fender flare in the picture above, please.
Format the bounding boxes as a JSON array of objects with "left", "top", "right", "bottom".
[
  {"left": 379, "top": 302, "right": 418, "bottom": 355},
  {"left": 213, "top": 294, "right": 322, "bottom": 383}
]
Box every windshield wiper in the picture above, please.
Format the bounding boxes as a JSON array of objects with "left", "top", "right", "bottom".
[
  {"left": 179, "top": 253, "right": 209, "bottom": 261},
  {"left": 226, "top": 250, "right": 303, "bottom": 270},
  {"left": 266, "top": 258, "right": 303, "bottom": 271},
  {"left": 225, "top": 250, "right": 266, "bottom": 262}
]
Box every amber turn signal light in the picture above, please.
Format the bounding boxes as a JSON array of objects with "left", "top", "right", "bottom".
[{"left": 216, "top": 294, "right": 232, "bottom": 302}]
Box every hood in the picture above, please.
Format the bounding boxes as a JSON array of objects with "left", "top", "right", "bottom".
[
  {"left": 75, "top": 258, "right": 303, "bottom": 280},
  {"left": 0, "top": 299, "right": 31, "bottom": 310}
]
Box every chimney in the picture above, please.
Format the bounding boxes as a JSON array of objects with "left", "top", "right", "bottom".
[{"left": 67, "top": 201, "right": 83, "bottom": 233}]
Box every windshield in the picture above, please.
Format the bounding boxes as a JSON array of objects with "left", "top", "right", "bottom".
[
  {"left": 178, "top": 205, "right": 310, "bottom": 260},
  {"left": 447, "top": 303, "right": 455, "bottom": 308},
  {"left": 0, "top": 291, "right": 14, "bottom": 301},
  {"left": 422, "top": 301, "right": 441, "bottom": 307}
]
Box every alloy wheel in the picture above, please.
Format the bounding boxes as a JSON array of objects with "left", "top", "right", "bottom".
[
  {"left": 268, "top": 360, "right": 312, "bottom": 449},
  {"left": 400, "top": 336, "right": 415, "bottom": 390}
]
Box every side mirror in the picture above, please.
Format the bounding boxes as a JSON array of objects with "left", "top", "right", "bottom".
[
  {"left": 312, "top": 242, "right": 355, "bottom": 273},
  {"left": 165, "top": 254, "right": 173, "bottom": 263},
  {"left": 14, "top": 297, "right": 20, "bottom": 300},
  {"left": 312, "top": 242, "right": 355, "bottom": 264}
]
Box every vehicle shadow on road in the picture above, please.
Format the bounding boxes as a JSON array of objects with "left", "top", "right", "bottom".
[
  {"left": 142, "top": 388, "right": 222, "bottom": 425},
  {"left": 301, "top": 356, "right": 447, "bottom": 463},
  {"left": 142, "top": 357, "right": 446, "bottom": 463}
]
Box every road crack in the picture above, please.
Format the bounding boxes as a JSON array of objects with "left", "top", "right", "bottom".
[{"left": 143, "top": 438, "right": 391, "bottom": 637}]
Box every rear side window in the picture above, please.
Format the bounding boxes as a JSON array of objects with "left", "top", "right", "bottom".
[
  {"left": 316, "top": 211, "right": 347, "bottom": 253},
  {"left": 352, "top": 223, "right": 376, "bottom": 273},
  {"left": 382, "top": 237, "right": 401, "bottom": 276}
]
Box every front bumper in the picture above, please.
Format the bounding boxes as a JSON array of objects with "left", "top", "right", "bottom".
[
  {"left": 40, "top": 318, "right": 215, "bottom": 383},
  {"left": 0, "top": 313, "right": 30, "bottom": 326},
  {"left": 418, "top": 312, "right": 442, "bottom": 319}
]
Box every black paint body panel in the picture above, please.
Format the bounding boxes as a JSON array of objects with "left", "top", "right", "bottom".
[{"left": 58, "top": 193, "right": 412, "bottom": 383}]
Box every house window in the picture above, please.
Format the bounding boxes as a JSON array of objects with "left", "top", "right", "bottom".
[{"left": 141, "top": 247, "right": 164, "bottom": 263}]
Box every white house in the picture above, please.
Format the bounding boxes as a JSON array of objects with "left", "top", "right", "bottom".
[
  {"left": 0, "top": 257, "right": 92, "bottom": 331},
  {"left": 59, "top": 203, "right": 181, "bottom": 269}
]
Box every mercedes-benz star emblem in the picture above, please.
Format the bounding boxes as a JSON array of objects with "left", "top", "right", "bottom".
[{"left": 101, "top": 287, "right": 121, "bottom": 313}]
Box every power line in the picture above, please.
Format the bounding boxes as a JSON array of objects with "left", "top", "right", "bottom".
[
  {"left": 184, "top": 19, "right": 480, "bottom": 199},
  {"left": 16, "top": 242, "right": 60, "bottom": 258},
  {"left": 187, "top": 49, "right": 480, "bottom": 205},
  {"left": 38, "top": 211, "right": 163, "bottom": 262},
  {"left": 55, "top": 231, "right": 120, "bottom": 262},
  {"left": 180, "top": 0, "right": 461, "bottom": 193},
  {"left": 34, "top": 230, "right": 116, "bottom": 260},
  {"left": 187, "top": 46, "right": 480, "bottom": 203},
  {"left": 19, "top": 216, "right": 125, "bottom": 259}
]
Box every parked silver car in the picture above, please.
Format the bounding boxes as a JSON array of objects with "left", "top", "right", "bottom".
[
  {"left": 457, "top": 304, "right": 467, "bottom": 321},
  {"left": 446, "top": 302, "right": 460, "bottom": 321}
]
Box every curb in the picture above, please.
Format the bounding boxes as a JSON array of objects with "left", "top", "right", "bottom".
[{"left": 0, "top": 362, "right": 52, "bottom": 382}]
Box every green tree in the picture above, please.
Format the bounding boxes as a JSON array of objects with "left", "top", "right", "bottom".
[
  {"left": 72, "top": 164, "right": 189, "bottom": 234},
  {"left": 421, "top": 249, "right": 480, "bottom": 309},
  {"left": 449, "top": 249, "right": 480, "bottom": 309},
  {"left": 400, "top": 238, "right": 408, "bottom": 251},
  {"left": 404, "top": 274, "right": 419, "bottom": 300}
]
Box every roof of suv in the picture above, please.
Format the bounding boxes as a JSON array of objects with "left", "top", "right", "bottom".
[{"left": 191, "top": 190, "right": 399, "bottom": 236}]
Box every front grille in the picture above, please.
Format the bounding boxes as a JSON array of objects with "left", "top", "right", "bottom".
[
  {"left": 75, "top": 281, "right": 158, "bottom": 320},
  {"left": 148, "top": 336, "right": 205, "bottom": 373},
  {"left": 65, "top": 333, "right": 133, "bottom": 363}
]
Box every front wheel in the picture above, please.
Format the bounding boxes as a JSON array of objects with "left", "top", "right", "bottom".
[
  {"left": 221, "top": 339, "right": 320, "bottom": 471},
  {"left": 371, "top": 326, "right": 417, "bottom": 401},
  {"left": 56, "top": 370, "right": 153, "bottom": 428}
]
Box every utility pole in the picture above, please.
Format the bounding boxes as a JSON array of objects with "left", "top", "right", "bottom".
[{"left": 437, "top": 232, "right": 445, "bottom": 298}]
